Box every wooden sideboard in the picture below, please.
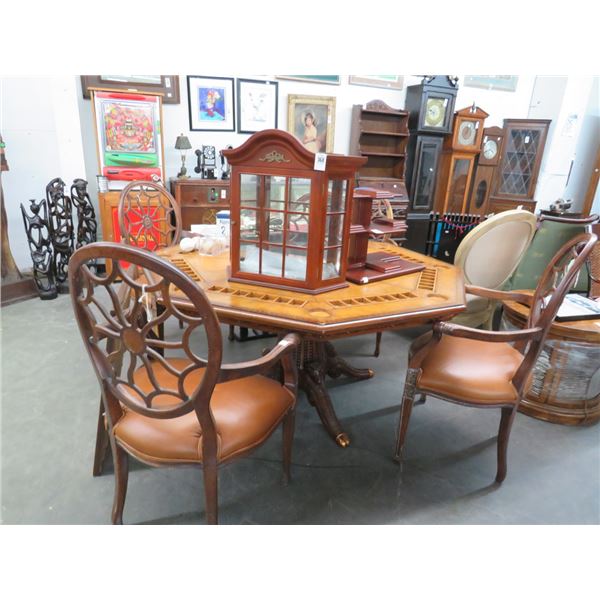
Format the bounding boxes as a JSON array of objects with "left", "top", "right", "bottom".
[{"left": 169, "top": 177, "right": 230, "bottom": 230}]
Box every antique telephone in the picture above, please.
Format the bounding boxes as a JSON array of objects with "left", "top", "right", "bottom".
[{"left": 194, "top": 145, "right": 217, "bottom": 179}]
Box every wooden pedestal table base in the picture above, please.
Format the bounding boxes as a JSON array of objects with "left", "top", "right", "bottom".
[{"left": 298, "top": 341, "right": 373, "bottom": 447}]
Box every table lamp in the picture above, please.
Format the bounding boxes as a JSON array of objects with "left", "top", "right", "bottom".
[{"left": 175, "top": 134, "right": 192, "bottom": 178}]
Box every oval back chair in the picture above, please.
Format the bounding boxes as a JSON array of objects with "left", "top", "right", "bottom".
[
  {"left": 118, "top": 181, "right": 182, "bottom": 250},
  {"left": 69, "top": 242, "right": 299, "bottom": 524},
  {"left": 394, "top": 232, "right": 597, "bottom": 483},
  {"left": 452, "top": 209, "right": 537, "bottom": 328}
]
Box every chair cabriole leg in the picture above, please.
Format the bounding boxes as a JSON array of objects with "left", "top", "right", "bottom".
[
  {"left": 496, "top": 406, "right": 516, "bottom": 483},
  {"left": 282, "top": 408, "right": 295, "bottom": 484},
  {"left": 111, "top": 442, "right": 129, "bottom": 525},
  {"left": 203, "top": 462, "right": 218, "bottom": 525},
  {"left": 394, "top": 368, "right": 419, "bottom": 462}
]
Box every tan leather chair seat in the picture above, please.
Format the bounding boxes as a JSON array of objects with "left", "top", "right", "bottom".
[
  {"left": 417, "top": 336, "right": 523, "bottom": 405},
  {"left": 113, "top": 358, "right": 294, "bottom": 464}
]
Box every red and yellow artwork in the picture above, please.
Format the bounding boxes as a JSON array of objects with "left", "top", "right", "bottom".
[{"left": 102, "top": 101, "right": 156, "bottom": 153}]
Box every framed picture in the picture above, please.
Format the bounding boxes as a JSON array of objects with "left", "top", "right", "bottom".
[
  {"left": 187, "top": 75, "right": 235, "bottom": 131},
  {"left": 277, "top": 75, "right": 340, "bottom": 85},
  {"left": 81, "top": 76, "right": 180, "bottom": 104},
  {"left": 236, "top": 78, "right": 279, "bottom": 133},
  {"left": 348, "top": 75, "right": 404, "bottom": 90},
  {"left": 464, "top": 76, "right": 519, "bottom": 92},
  {"left": 287, "top": 94, "right": 336, "bottom": 153}
]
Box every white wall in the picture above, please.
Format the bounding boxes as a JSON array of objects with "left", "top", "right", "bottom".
[
  {"left": 530, "top": 76, "right": 596, "bottom": 210},
  {"left": 1, "top": 77, "right": 86, "bottom": 270},
  {"left": 563, "top": 78, "right": 599, "bottom": 211},
  {"left": 3, "top": 74, "right": 594, "bottom": 271}
]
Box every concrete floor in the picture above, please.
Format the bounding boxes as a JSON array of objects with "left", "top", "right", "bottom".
[{"left": 1, "top": 293, "right": 599, "bottom": 525}]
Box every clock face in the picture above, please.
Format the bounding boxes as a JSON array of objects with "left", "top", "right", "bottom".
[
  {"left": 458, "top": 120, "right": 477, "bottom": 146},
  {"left": 424, "top": 98, "right": 447, "bottom": 128},
  {"left": 483, "top": 139, "right": 498, "bottom": 160}
]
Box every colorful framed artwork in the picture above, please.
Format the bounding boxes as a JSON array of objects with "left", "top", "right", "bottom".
[
  {"left": 464, "top": 76, "right": 519, "bottom": 92},
  {"left": 236, "top": 78, "right": 279, "bottom": 133},
  {"left": 187, "top": 75, "right": 235, "bottom": 131},
  {"left": 90, "top": 88, "right": 165, "bottom": 187},
  {"left": 348, "top": 75, "right": 404, "bottom": 90},
  {"left": 81, "top": 76, "right": 180, "bottom": 104},
  {"left": 287, "top": 94, "right": 336, "bottom": 153},
  {"left": 277, "top": 75, "right": 340, "bottom": 85}
]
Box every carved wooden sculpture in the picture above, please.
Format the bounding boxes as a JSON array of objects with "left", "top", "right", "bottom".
[
  {"left": 70, "top": 178, "right": 97, "bottom": 249},
  {"left": 20, "top": 199, "right": 57, "bottom": 299},
  {"left": 46, "top": 177, "right": 74, "bottom": 292}
]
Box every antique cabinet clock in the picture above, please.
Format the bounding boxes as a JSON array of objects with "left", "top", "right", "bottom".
[
  {"left": 466, "top": 126, "right": 504, "bottom": 215},
  {"left": 404, "top": 76, "right": 458, "bottom": 252},
  {"left": 434, "top": 104, "right": 489, "bottom": 214}
]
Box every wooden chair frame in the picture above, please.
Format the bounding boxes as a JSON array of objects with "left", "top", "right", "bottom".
[
  {"left": 394, "top": 232, "right": 597, "bottom": 483},
  {"left": 118, "top": 180, "right": 182, "bottom": 250},
  {"left": 69, "top": 242, "right": 299, "bottom": 524}
]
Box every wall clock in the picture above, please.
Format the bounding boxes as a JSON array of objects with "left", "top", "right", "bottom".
[
  {"left": 467, "top": 126, "right": 504, "bottom": 215},
  {"left": 434, "top": 104, "right": 489, "bottom": 214}
]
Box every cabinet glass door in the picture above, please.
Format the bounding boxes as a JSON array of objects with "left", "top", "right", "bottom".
[
  {"left": 446, "top": 158, "right": 471, "bottom": 212},
  {"left": 413, "top": 138, "right": 442, "bottom": 211},
  {"left": 497, "top": 128, "right": 542, "bottom": 197}
]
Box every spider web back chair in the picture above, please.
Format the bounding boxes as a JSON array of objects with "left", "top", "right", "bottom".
[
  {"left": 394, "top": 232, "right": 596, "bottom": 483},
  {"left": 118, "top": 180, "right": 182, "bottom": 250},
  {"left": 69, "top": 242, "right": 299, "bottom": 524}
]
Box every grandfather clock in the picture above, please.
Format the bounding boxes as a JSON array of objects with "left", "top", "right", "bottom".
[
  {"left": 466, "top": 126, "right": 504, "bottom": 215},
  {"left": 404, "top": 76, "right": 458, "bottom": 252},
  {"left": 434, "top": 104, "right": 489, "bottom": 214}
]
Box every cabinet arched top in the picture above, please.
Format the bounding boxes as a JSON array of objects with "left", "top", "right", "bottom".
[{"left": 222, "top": 129, "right": 365, "bottom": 176}]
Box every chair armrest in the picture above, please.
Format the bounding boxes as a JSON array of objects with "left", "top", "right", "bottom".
[
  {"left": 434, "top": 321, "right": 543, "bottom": 343},
  {"left": 465, "top": 284, "right": 534, "bottom": 306},
  {"left": 217, "top": 333, "right": 300, "bottom": 387}
]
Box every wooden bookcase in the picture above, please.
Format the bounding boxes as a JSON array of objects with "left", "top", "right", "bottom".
[{"left": 350, "top": 100, "right": 410, "bottom": 197}]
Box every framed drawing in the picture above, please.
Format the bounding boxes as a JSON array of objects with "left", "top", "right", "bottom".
[
  {"left": 464, "top": 76, "right": 519, "bottom": 92},
  {"left": 277, "top": 75, "right": 340, "bottom": 85},
  {"left": 236, "top": 78, "right": 279, "bottom": 133},
  {"left": 287, "top": 94, "right": 336, "bottom": 153},
  {"left": 187, "top": 75, "right": 235, "bottom": 131},
  {"left": 348, "top": 75, "right": 404, "bottom": 90},
  {"left": 81, "top": 76, "right": 180, "bottom": 104}
]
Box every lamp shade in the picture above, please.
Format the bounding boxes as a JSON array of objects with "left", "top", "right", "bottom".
[{"left": 175, "top": 134, "right": 192, "bottom": 150}]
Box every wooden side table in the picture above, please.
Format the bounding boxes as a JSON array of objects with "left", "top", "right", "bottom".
[
  {"left": 169, "top": 177, "right": 230, "bottom": 230},
  {"left": 502, "top": 300, "right": 600, "bottom": 425}
]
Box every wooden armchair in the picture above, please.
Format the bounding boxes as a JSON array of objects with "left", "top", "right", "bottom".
[
  {"left": 394, "top": 232, "right": 597, "bottom": 483},
  {"left": 69, "top": 242, "right": 299, "bottom": 524},
  {"left": 118, "top": 180, "right": 182, "bottom": 250}
]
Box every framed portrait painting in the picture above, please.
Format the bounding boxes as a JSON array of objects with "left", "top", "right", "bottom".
[
  {"left": 287, "top": 94, "right": 336, "bottom": 153},
  {"left": 187, "top": 75, "right": 235, "bottom": 131},
  {"left": 236, "top": 78, "right": 279, "bottom": 133}
]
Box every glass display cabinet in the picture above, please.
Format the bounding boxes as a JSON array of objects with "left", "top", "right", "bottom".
[
  {"left": 223, "top": 129, "right": 366, "bottom": 293},
  {"left": 489, "top": 119, "right": 551, "bottom": 213}
]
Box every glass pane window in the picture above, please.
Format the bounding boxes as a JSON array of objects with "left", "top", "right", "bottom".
[
  {"left": 240, "top": 174, "right": 259, "bottom": 207},
  {"left": 261, "top": 244, "right": 283, "bottom": 277},
  {"left": 327, "top": 179, "right": 347, "bottom": 212},
  {"left": 284, "top": 247, "right": 307, "bottom": 280},
  {"left": 322, "top": 246, "right": 342, "bottom": 280},
  {"left": 239, "top": 242, "right": 260, "bottom": 274},
  {"left": 289, "top": 178, "right": 311, "bottom": 212},
  {"left": 265, "top": 176, "right": 286, "bottom": 211},
  {"left": 324, "top": 213, "right": 344, "bottom": 246},
  {"left": 265, "top": 211, "right": 285, "bottom": 244},
  {"left": 240, "top": 209, "right": 258, "bottom": 241}
]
